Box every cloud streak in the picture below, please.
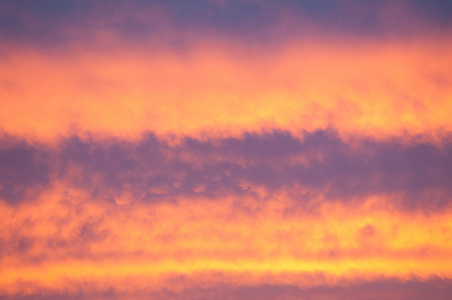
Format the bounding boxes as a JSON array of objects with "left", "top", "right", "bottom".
[
  {"left": 1, "top": 1, "right": 451, "bottom": 299},
  {"left": 1, "top": 40, "right": 452, "bottom": 140},
  {"left": 2, "top": 130, "right": 451, "bottom": 209},
  {"left": 1, "top": 0, "right": 452, "bottom": 48},
  {"left": 1, "top": 182, "right": 452, "bottom": 297},
  {"left": 1, "top": 131, "right": 452, "bottom": 298}
]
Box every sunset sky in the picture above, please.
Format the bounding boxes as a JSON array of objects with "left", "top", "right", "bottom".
[{"left": 1, "top": 1, "right": 452, "bottom": 299}]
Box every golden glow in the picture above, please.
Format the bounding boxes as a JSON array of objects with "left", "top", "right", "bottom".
[
  {"left": 1, "top": 40, "right": 451, "bottom": 141},
  {"left": 1, "top": 183, "right": 451, "bottom": 296}
]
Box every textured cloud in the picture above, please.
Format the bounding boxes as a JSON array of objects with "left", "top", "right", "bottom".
[
  {"left": 1, "top": 130, "right": 452, "bottom": 297},
  {"left": 0, "top": 132, "right": 451, "bottom": 300},
  {"left": 2, "top": 130, "right": 451, "bottom": 209},
  {"left": 0, "top": 135, "right": 51, "bottom": 204},
  {"left": 1, "top": 1, "right": 451, "bottom": 299},
  {"left": 1, "top": 41, "right": 452, "bottom": 140},
  {"left": 1, "top": 185, "right": 452, "bottom": 297}
]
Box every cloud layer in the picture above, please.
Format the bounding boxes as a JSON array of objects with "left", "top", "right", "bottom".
[
  {"left": 1, "top": 131, "right": 452, "bottom": 298},
  {"left": 1, "top": 130, "right": 452, "bottom": 209},
  {"left": 1, "top": 41, "right": 452, "bottom": 140},
  {"left": 2, "top": 0, "right": 452, "bottom": 48},
  {"left": 1, "top": 1, "right": 451, "bottom": 299}
]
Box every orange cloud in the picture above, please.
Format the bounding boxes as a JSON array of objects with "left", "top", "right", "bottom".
[
  {"left": 1, "top": 39, "right": 451, "bottom": 142},
  {"left": 1, "top": 183, "right": 451, "bottom": 296},
  {"left": 2, "top": 2, "right": 452, "bottom": 299}
]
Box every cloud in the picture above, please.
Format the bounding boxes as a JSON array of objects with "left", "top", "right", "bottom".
[
  {"left": 1, "top": 40, "right": 451, "bottom": 140},
  {"left": 1, "top": 273, "right": 452, "bottom": 299},
  {"left": 1, "top": 2, "right": 451, "bottom": 298},
  {"left": 1, "top": 0, "right": 452, "bottom": 50},
  {"left": 0, "top": 135, "right": 51, "bottom": 204},
  {"left": 1, "top": 130, "right": 452, "bottom": 296},
  {"left": 1, "top": 130, "right": 452, "bottom": 210}
]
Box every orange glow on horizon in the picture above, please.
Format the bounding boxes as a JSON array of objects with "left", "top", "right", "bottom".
[
  {"left": 1, "top": 40, "right": 451, "bottom": 142},
  {"left": 1, "top": 183, "right": 451, "bottom": 296}
]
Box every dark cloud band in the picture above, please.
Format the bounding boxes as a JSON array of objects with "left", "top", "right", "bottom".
[
  {"left": 1, "top": 277, "right": 451, "bottom": 300},
  {"left": 1, "top": 0, "right": 452, "bottom": 50},
  {"left": 1, "top": 130, "right": 451, "bottom": 209}
]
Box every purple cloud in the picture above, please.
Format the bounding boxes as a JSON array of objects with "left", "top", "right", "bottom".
[{"left": 1, "top": 130, "right": 451, "bottom": 210}]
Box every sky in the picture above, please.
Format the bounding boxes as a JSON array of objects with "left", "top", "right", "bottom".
[{"left": 1, "top": 1, "right": 452, "bottom": 299}]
